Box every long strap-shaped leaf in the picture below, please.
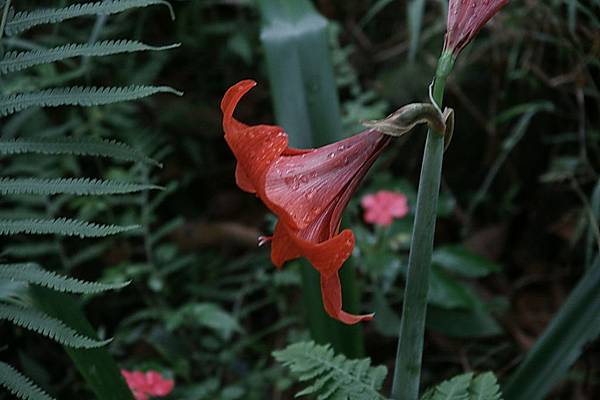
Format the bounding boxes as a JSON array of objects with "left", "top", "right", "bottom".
[
  {"left": 0, "top": 303, "right": 111, "bottom": 348},
  {"left": 257, "top": 0, "right": 343, "bottom": 148},
  {"left": 0, "top": 137, "right": 159, "bottom": 166},
  {"left": 0, "top": 263, "right": 129, "bottom": 294},
  {"left": 0, "top": 85, "right": 182, "bottom": 117},
  {"left": 502, "top": 257, "right": 600, "bottom": 400},
  {"left": 30, "top": 286, "right": 135, "bottom": 400},
  {"left": 0, "top": 40, "right": 180, "bottom": 74},
  {"left": 0, "top": 177, "right": 161, "bottom": 196},
  {"left": 257, "top": 0, "right": 365, "bottom": 359},
  {"left": 5, "top": 0, "right": 174, "bottom": 37},
  {"left": 0, "top": 361, "right": 55, "bottom": 400},
  {"left": 0, "top": 218, "right": 138, "bottom": 237}
]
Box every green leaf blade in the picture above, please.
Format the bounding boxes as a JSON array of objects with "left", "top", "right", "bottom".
[
  {"left": 0, "top": 137, "right": 160, "bottom": 166},
  {"left": 0, "top": 177, "right": 161, "bottom": 196},
  {"left": 0, "top": 361, "right": 55, "bottom": 400},
  {"left": 6, "top": 0, "right": 175, "bottom": 36},
  {"left": 0, "top": 218, "right": 139, "bottom": 237},
  {"left": 0, "top": 40, "right": 180, "bottom": 74},
  {"left": 0, "top": 263, "right": 129, "bottom": 294},
  {"left": 0, "top": 303, "right": 111, "bottom": 348},
  {"left": 0, "top": 86, "right": 182, "bottom": 117},
  {"left": 503, "top": 258, "right": 600, "bottom": 400}
]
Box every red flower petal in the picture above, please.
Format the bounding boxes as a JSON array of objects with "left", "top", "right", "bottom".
[
  {"left": 222, "top": 81, "right": 287, "bottom": 192},
  {"left": 235, "top": 164, "right": 256, "bottom": 193},
  {"left": 272, "top": 220, "right": 354, "bottom": 278},
  {"left": 321, "top": 273, "right": 374, "bottom": 324},
  {"left": 221, "top": 80, "right": 390, "bottom": 324},
  {"left": 265, "top": 129, "right": 386, "bottom": 230}
]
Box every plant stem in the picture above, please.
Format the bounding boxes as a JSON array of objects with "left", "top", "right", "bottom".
[{"left": 391, "top": 51, "right": 454, "bottom": 400}]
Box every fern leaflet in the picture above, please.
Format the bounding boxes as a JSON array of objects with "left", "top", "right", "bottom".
[
  {"left": 0, "top": 137, "right": 159, "bottom": 166},
  {"left": 272, "top": 341, "right": 388, "bottom": 400},
  {"left": 0, "top": 263, "right": 129, "bottom": 294},
  {"left": 470, "top": 373, "right": 502, "bottom": 400},
  {"left": 0, "top": 361, "right": 55, "bottom": 400},
  {"left": 421, "top": 372, "right": 503, "bottom": 400},
  {"left": 0, "top": 303, "right": 111, "bottom": 348},
  {"left": 5, "top": 0, "right": 175, "bottom": 36},
  {"left": 0, "top": 85, "right": 183, "bottom": 117},
  {"left": 0, "top": 218, "right": 139, "bottom": 237},
  {"left": 0, "top": 40, "right": 181, "bottom": 74},
  {"left": 0, "top": 177, "right": 161, "bottom": 196}
]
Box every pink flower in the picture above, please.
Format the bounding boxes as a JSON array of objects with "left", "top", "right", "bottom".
[
  {"left": 361, "top": 191, "right": 409, "bottom": 226},
  {"left": 121, "top": 370, "right": 174, "bottom": 400},
  {"left": 444, "top": 0, "right": 509, "bottom": 55}
]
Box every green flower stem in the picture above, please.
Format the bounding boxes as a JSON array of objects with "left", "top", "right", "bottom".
[{"left": 390, "top": 51, "right": 455, "bottom": 400}]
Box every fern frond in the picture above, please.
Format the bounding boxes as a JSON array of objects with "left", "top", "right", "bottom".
[
  {"left": 421, "top": 372, "right": 503, "bottom": 400},
  {"left": 0, "top": 177, "right": 161, "bottom": 196},
  {"left": 0, "top": 263, "right": 130, "bottom": 294},
  {"left": 0, "top": 303, "right": 111, "bottom": 348},
  {"left": 0, "top": 85, "right": 183, "bottom": 117},
  {"left": 0, "top": 361, "right": 55, "bottom": 400},
  {"left": 470, "top": 373, "right": 502, "bottom": 400},
  {"left": 0, "top": 218, "right": 139, "bottom": 237},
  {"left": 273, "top": 341, "right": 388, "bottom": 400},
  {"left": 422, "top": 373, "right": 472, "bottom": 400},
  {"left": 5, "top": 0, "right": 175, "bottom": 37},
  {"left": 0, "top": 40, "right": 181, "bottom": 74},
  {"left": 0, "top": 137, "right": 159, "bottom": 166}
]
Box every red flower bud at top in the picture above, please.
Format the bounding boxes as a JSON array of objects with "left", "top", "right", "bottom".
[
  {"left": 222, "top": 80, "right": 391, "bottom": 324},
  {"left": 444, "top": 0, "right": 509, "bottom": 55}
]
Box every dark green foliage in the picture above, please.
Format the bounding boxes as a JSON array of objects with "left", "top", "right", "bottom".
[
  {"left": 0, "top": 218, "right": 139, "bottom": 237},
  {"left": 31, "top": 286, "right": 136, "bottom": 400},
  {"left": 503, "top": 257, "right": 600, "bottom": 400},
  {"left": 0, "top": 40, "right": 180, "bottom": 74},
  {"left": 273, "top": 341, "right": 388, "bottom": 400},
  {"left": 0, "top": 85, "right": 182, "bottom": 117},
  {"left": 0, "top": 0, "right": 178, "bottom": 398},
  {"left": 421, "top": 372, "right": 502, "bottom": 400},
  {"left": 0, "top": 177, "right": 161, "bottom": 196},
  {"left": 0, "top": 303, "right": 111, "bottom": 348},
  {"left": 4, "top": 0, "right": 174, "bottom": 36},
  {"left": 0, "top": 263, "right": 129, "bottom": 294},
  {"left": 0, "top": 138, "right": 160, "bottom": 166},
  {"left": 0, "top": 362, "right": 54, "bottom": 400},
  {"left": 1, "top": 0, "right": 598, "bottom": 398}
]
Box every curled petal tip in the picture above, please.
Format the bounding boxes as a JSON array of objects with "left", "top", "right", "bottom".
[
  {"left": 221, "top": 79, "right": 257, "bottom": 116},
  {"left": 335, "top": 311, "right": 375, "bottom": 325}
]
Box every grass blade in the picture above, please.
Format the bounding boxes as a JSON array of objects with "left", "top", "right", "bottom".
[{"left": 502, "top": 257, "right": 600, "bottom": 400}]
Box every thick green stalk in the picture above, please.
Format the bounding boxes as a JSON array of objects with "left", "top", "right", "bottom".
[{"left": 391, "top": 51, "right": 454, "bottom": 400}]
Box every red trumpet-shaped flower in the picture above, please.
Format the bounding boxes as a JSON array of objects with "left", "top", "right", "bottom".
[
  {"left": 444, "top": 0, "right": 509, "bottom": 55},
  {"left": 222, "top": 80, "right": 390, "bottom": 324}
]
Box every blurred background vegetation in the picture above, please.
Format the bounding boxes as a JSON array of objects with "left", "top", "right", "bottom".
[{"left": 1, "top": 0, "right": 599, "bottom": 399}]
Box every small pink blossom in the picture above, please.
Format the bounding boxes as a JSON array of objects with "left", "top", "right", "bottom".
[
  {"left": 121, "top": 370, "right": 174, "bottom": 400},
  {"left": 444, "top": 0, "right": 509, "bottom": 55},
  {"left": 361, "top": 191, "right": 409, "bottom": 226}
]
